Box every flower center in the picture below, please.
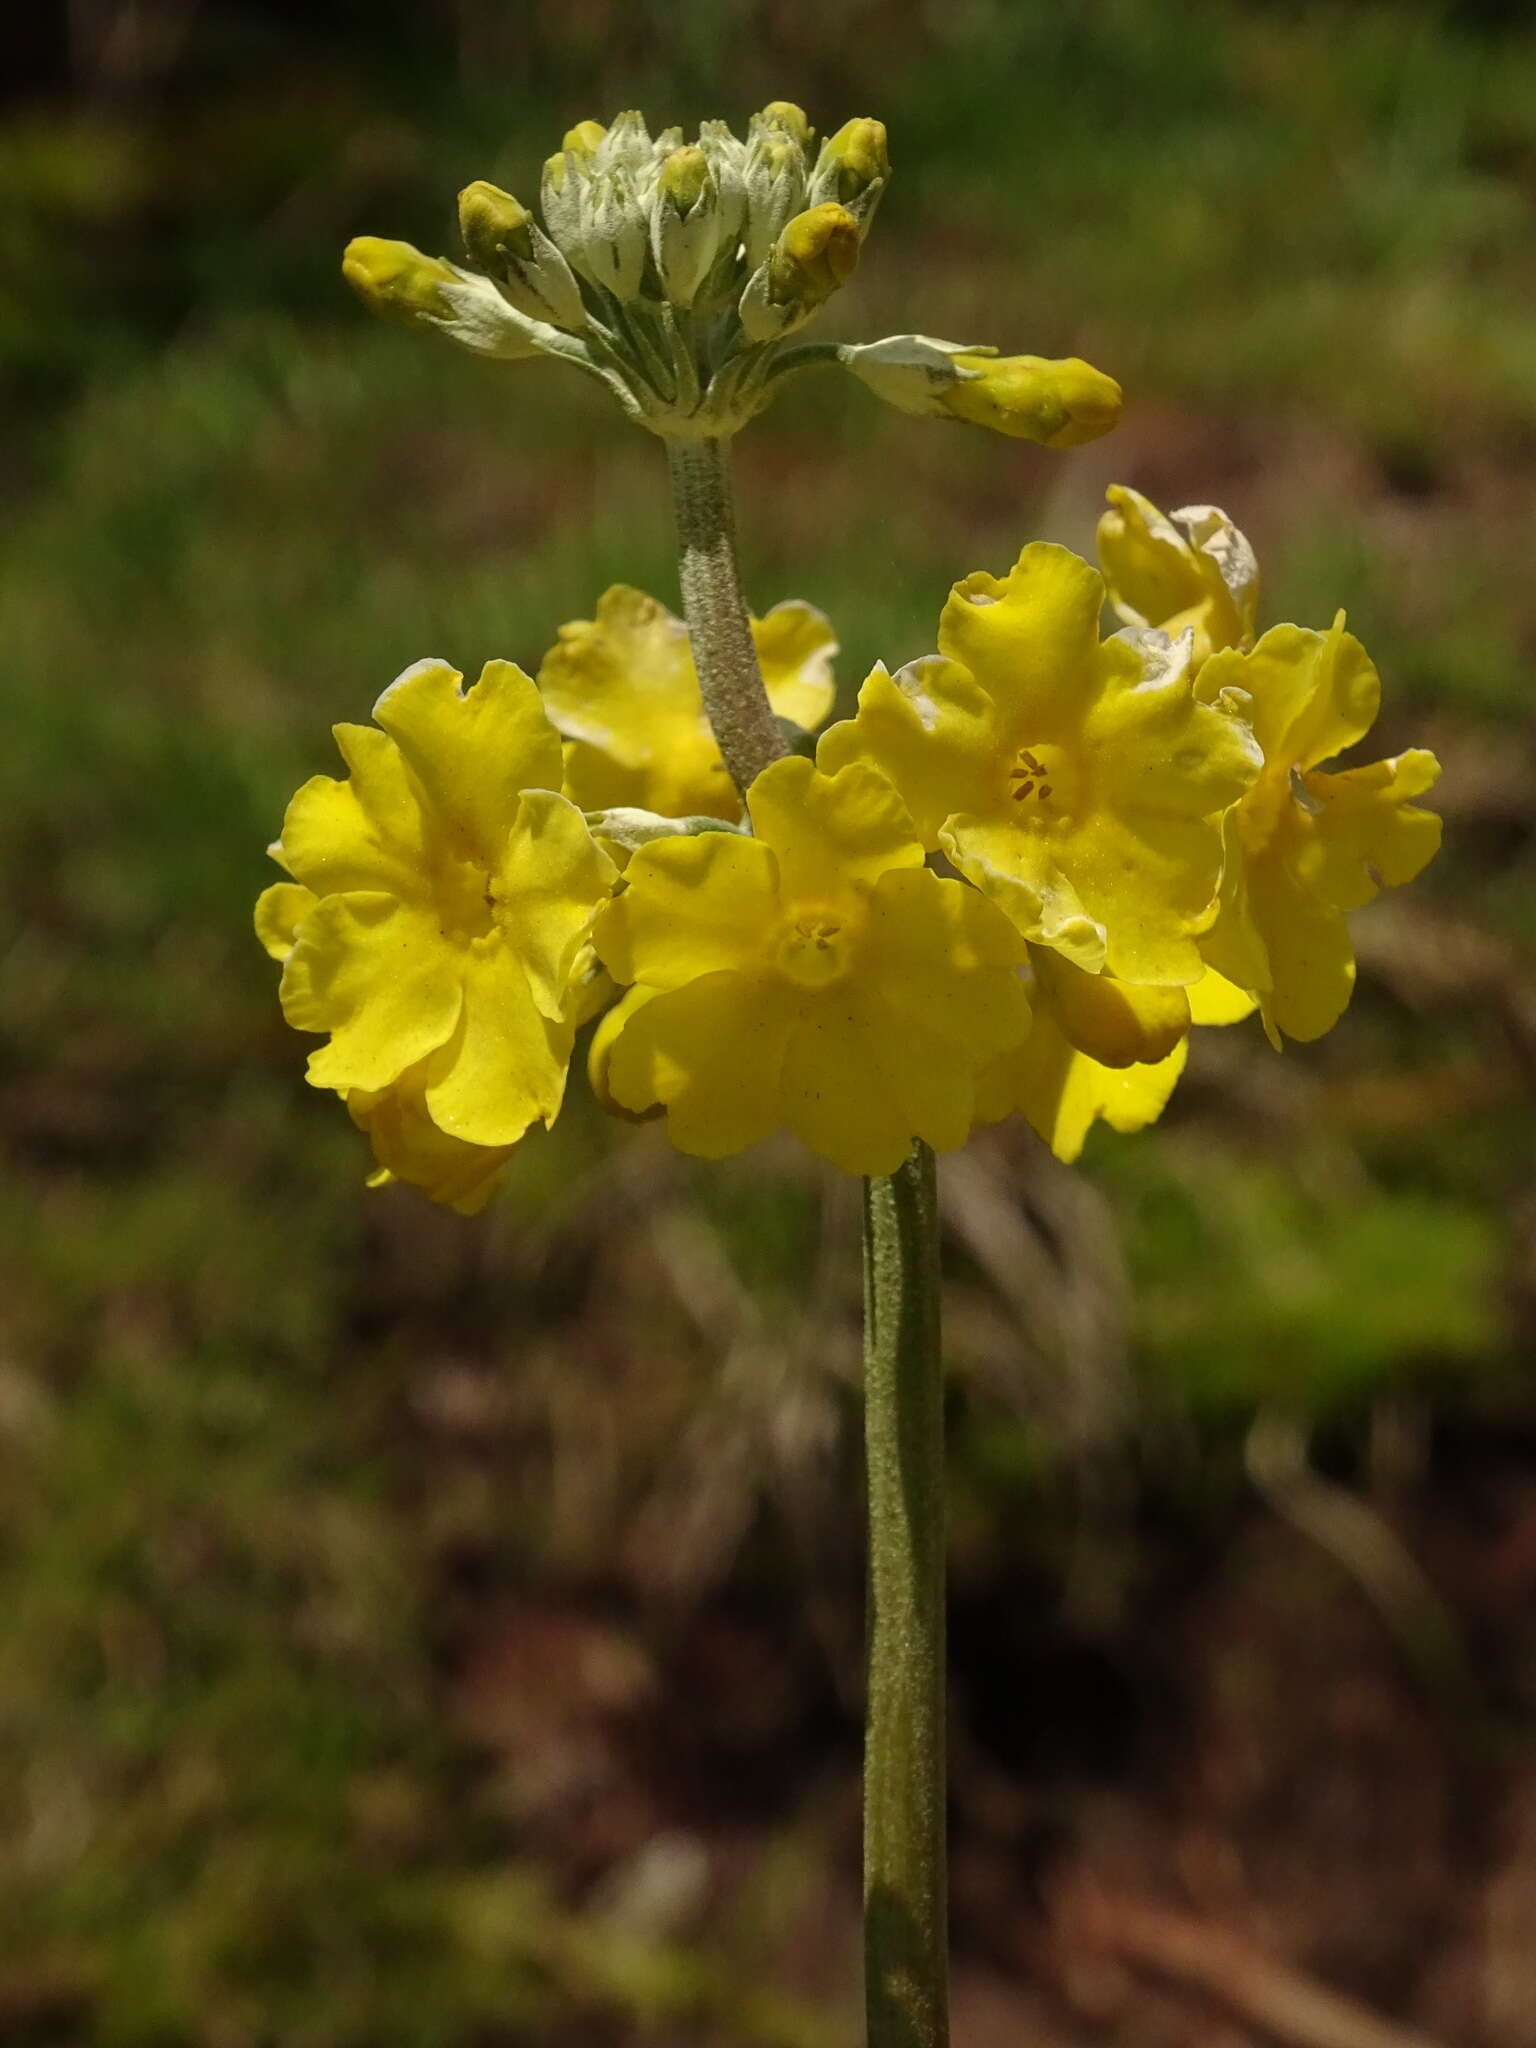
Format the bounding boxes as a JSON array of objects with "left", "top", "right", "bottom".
[
  {"left": 776, "top": 910, "right": 850, "bottom": 988},
  {"left": 432, "top": 852, "right": 497, "bottom": 942},
  {"left": 1006, "top": 742, "right": 1077, "bottom": 823}
]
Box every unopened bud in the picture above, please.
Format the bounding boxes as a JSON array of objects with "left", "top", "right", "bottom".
[
  {"left": 758, "top": 101, "right": 813, "bottom": 149},
  {"left": 578, "top": 171, "right": 648, "bottom": 300},
  {"left": 562, "top": 119, "right": 607, "bottom": 158},
  {"left": 698, "top": 119, "right": 749, "bottom": 248},
  {"left": 659, "top": 143, "right": 710, "bottom": 212},
  {"left": 458, "top": 179, "right": 587, "bottom": 331},
  {"left": 740, "top": 202, "right": 860, "bottom": 340},
  {"left": 342, "top": 236, "right": 552, "bottom": 360},
  {"left": 599, "top": 110, "right": 656, "bottom": 178},
  {"left": 458, "top": 181, "right": 534, "bottom": 272},
  {"left": 342, "top": 236, "right": 456, "bottom": 326},
  {"left": 944, "top": 353, "right": 1122, "bottom": 446},
  {"left": 743, "top": 133, "right": 806, "bottom": 270},
  {"left": 652, "top": 145, "right": 724, "bottom": 306},
  {"left": 540, "top": 149, "right": 585, "bottom": 255},
  {"left": 840, "top": 336, "right": 1121, "bottom": 446},
  {"left": 808, "top": 117, "right": 889, "bottom": 229}
]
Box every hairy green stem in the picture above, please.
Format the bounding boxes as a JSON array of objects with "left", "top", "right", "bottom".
[
  {"left": 863, "top": 1140, "right": 949, "bottom": 2048},
  {"left": 664, "top": 435, "right": 787, "bottom": 796}
]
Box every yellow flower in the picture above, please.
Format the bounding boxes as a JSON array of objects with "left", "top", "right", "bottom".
[
  {"left": 1195, "top": 615, "right": 1441, "bottom": 1043},
  {"left": 539, "top": 585, "right": 837, "bottom": 821},
  {"left": 1097, "top": 485, "right": 1259, "bottom": 669},
  {"left": 349, "top": 1062, "right": 520, "bottom": 1214},
  {"left": 255, "top": 657, "right": 617, "bottom": 1172},
  {"left": 817, "top": 542, "right": 1262, "bottom": 983},
  {"left": 590, "top": 756, "right": 1032, "bottom": 1174},
  {"left": 980, "top": 964, "right": 1255, "bottom": 1162}
]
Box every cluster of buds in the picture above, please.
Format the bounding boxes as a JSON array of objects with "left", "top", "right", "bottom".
[{"left": 342, "top": 105, "right": 1120, "bottom": 445}]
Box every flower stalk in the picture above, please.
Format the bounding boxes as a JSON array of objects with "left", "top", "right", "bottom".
[
  {"left": 862, "top": 1141, "right": 949, "bottom": 2048},
  {"left": 664, "top": 434, "right": 788, "bottom": 795},
  {"left": 663, "top": 429, "right": 953, "bottom": 2041}
]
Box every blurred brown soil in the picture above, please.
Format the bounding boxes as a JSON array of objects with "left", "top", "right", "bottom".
[{"left": 421, "top": 1359, "right": 1536, "bottom": 2045}]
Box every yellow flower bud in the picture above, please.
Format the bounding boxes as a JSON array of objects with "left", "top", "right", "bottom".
[
  {"left": 758, "top": 101, "right": 813, "bottom": 148},
  {"left": 740, "top": 202, "right": 860, "bottom": 340},
  {"left": 652, "top": 144, "right": 725, "bottom": 307},
  {"left": 944, "top": 354, "right": 1122, "bottom": 446},
  {"left": 659, "top": 143, "right": 710, "bottom": 212},
  {"left": 810, "top": 117, "right": 889, "bottom": 225},
  {"left": 458, "top": 179, "right": 586, "bottom": 331},
  {"left": 562, "top": 119, "right": 607, "bottom": 157},
  {"left": 458, "top": 181, "right": 534, "bottom": 270},
  {"left": 771, "top": 202, "right": 860, "bottom": 299},
  {"left": 341, "top": 236, "right": 456, "bottom": 326}
]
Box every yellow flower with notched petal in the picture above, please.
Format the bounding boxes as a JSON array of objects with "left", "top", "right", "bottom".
[
  {"left": 980, "top": 964, "right": 1255, "bottom": 1162},
  {"left": 1097, "top": 485, "right": 1259, "bottom": 671},
  {"left": 1194, "top": 614, "right": 1441, "bottom": 1044},
  {"left": 539, "top": 585, "right": 836, "bottom": 822},
  {"left": 817, "top": 543, "right": 1263, "bottom": 983},
  {"left": 589, "top": 756, "right": 1033, "bottom": 1175},
  {"left": 255, "top": 657, "right": 617, "bottom": 1175}
]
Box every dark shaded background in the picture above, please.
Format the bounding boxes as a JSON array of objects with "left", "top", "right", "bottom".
[{"left": 3, "top": 2, "right": 1535, "bottom": 2041}]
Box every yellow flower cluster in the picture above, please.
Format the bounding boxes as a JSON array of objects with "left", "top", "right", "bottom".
[{"left": 257, "top": 490, "right": 1439, "bottom": 1204}]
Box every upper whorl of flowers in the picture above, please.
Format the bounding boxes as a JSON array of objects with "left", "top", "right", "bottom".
[{"left": 340, "top": 104, "right": 1121, "bottom": 445}]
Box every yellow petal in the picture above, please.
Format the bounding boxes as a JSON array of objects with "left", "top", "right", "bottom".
[
  {"left": 593, "top": 830, "right": 781, "bottom": 989},
  {"left": 1097, "top": 485, "right": 1257, "bottom": 665},
  {"left": 779, "top": 998, "right": 925, "bottom": 1176},
  {"left": 1246, "top": 847, "right": 1356, "bottom": 1044},
  {"left": 755, "top": 599, "right": 838, "bottom": 734},
  {"left": 1216, "top": 746, "right": 1440, "bottom": 1045},
  {"left": 1050, "top": 805, "right": 1231, "bottom": 985},
  {"left": 280, "top": 892, "right": 463, "bottom": 1092},
  {"left": 373, "top": 657, "right": 564, "bottom": 866},
  {"left": 860, "top": 867, "right": 1031, "bottom": 1063},
  {"left": 540, "top": 585, "right": 741, "bottom": 821},
  {"left": 821, "top": 990, "right": 982, "bottom": 1163},
  {"left": 1087, "top": 632, "right": 1262, "bottom": 819},
  {"left": 423, "top": 941, "right": 571, "bottom": 1145},
  {"left": 1199, "top": 617, "right": 1379, "bottom": 774},
  {"left": 254, "top": 882, "right": 318, "bottom": 960},
  {"left": 540, "top": 586, "right": 699, "bottom": 770},
  {"left": 588, "top": 983, "right": 664, "bottom": 1122},
  {"left": 980, "top": 1006, "right": 1188, "bottom": 1162},
  {"left": 1031, "top": 946, "right": 1189, "bottom": 1067},
  {"left": 349, "top": 1064, "right": 517, "bottom": 1214},
  {"left": 941, "top": 812, "right": 1106, "bottom": 971},
  {"left": 605, "top": 971, "right": 796, "bottom": 1156},
  {"left": 1300, "top": 749, "right": 1442, "bottom": 909},
  {"left": 936, "top": 543, "right": 1104, "bottom": 737},
  {"left": 747, "top": 756, "right": 922, "bottom": 906},
  {"left": 1186, "top": 966, "right": 1258, "bottom": 1026},
  {"left": 273, "top": 725, "right": 428, "bottom": 899},
  {"left": 492, "top": 789, "right": 617, "bottom": 1019},
  {"left": 815, "top": 657, "right": 996, "bottom": 849},
  {"left": 1198, "top": 813, "right": 1274, "bottom": 998}
]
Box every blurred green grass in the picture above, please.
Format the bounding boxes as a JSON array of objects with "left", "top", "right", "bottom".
[{"left": 2, "top": 1, "right": 1535, "bottom": 2038}]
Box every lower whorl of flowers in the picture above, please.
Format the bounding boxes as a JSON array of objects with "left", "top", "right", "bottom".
[{"left": 256, "top": 492, "right": 1440, "bottom": 1206}]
